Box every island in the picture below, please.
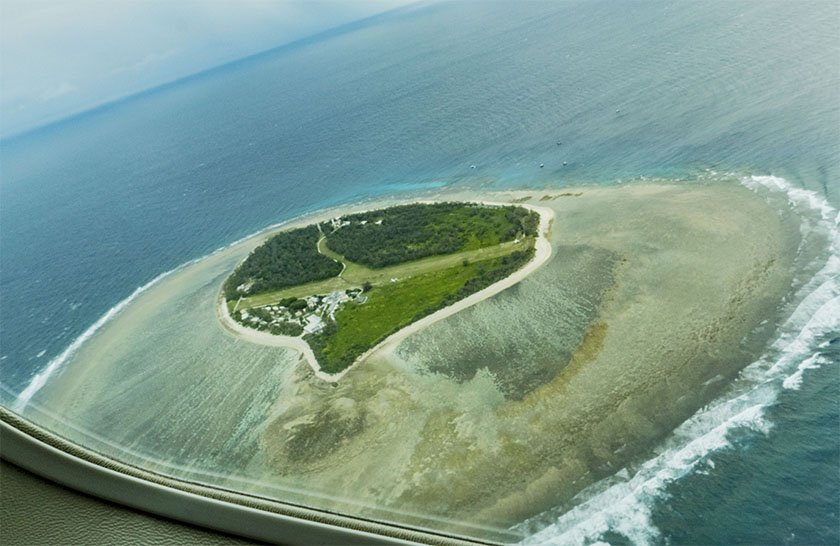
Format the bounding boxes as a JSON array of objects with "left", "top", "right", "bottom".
[
  {"left": 32, "top": 182, "right": 812, "bottom": 541},
  {"left": 219, "top": 201, "right": 553, "bottom": 376}
]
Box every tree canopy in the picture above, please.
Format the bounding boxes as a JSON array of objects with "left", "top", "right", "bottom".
[
  {"left": 324, "top": 203, "right": 538, "bottom": 268},
  {"left": 223, "top": 225, "right": 341, "bottom": 299}
]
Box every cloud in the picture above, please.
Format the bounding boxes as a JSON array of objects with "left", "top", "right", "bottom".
[
  {"left": 108, "top": 49, "right": 183, "bottom": 76},
  {"left": 1, "top": 0, "right": 421, "bottom": 136},
  {"left": 40, "top": 81, "right": 77, "bottom": 101}
]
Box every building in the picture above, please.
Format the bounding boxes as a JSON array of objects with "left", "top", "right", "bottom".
[{"left": 303, "top": 314, "right": 325, "bottom": 335}]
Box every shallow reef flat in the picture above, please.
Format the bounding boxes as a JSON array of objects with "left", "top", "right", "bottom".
[
  {"left": 29, "top": 181, "right": 807, "bottom": 540},
  {"left": 254, "top": 183, "right": 804, "bottom": 538}
]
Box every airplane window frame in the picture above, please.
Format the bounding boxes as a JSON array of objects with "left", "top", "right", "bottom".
[{"left": 0, "top": 407, "right": 484, "bottom": 546}]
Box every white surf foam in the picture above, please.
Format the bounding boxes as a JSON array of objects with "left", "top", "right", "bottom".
[
  {"left": 9, "top": 197, "right": 406, "bottom": 413},
  {"left": 519, "top": 175, "right": 839, "bottom": 545},
  {"left": 9, "top": 211, "right": 310, "bottom": 414},
  {"left": 522, "top": 404, "right": 771, "bottom": 546},
  {"left": 12, "top": 269, "right": 178, "bottom": 413},
  {"left": 7, "top": 193, "right": 463, "bottom": 412},
  {"left": 782, "top": 353, "right": 827, "bottom": 390}
]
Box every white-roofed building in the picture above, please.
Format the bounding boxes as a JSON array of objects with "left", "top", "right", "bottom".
[{"left": 303, "top": 314, "right": 325, "bottom": 334}]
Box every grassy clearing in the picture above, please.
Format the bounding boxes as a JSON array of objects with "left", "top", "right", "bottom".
[
  {"left": 308, "top": 258, "right": 500, "bottom": 373},
  {"left": 317, "top": 236, "right": 376, "bottom": 281},
  {"left": 238, "top": 238, "right": 534, "bottom": 309},
  {"left": 223, "top": 225, "right": 341, "bottom": 299}
]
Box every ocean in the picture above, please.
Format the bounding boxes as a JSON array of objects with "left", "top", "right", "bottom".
[{"left": 1, "top": 1, "right": 837, "bottom": 543}]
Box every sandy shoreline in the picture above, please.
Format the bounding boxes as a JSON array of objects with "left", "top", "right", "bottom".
[
  {"left": 372, "top": 201, "right": 553, "bottom": 364},
  {"left": 216, "top": 201, "right": 555, "bottom": 381}
]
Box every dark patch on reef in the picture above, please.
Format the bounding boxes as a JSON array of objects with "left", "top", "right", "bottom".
[
  {"left": 405, "top": 245, "right": 620, "bottom": 400},
  {"left": 266, "top": 398, "right": 367, "bottom": 468}
]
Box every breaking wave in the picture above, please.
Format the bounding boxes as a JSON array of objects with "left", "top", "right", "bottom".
[
  {"left": 9, "top": 192, "right": 444, "bottom": 413},
  {"left": 519, "top": 175, "right": 839, "bottom": 545},
  {"left": 11, "top": 219, "right": 294, "bottom": 413}
]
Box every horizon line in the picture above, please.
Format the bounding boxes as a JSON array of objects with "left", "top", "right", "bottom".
[{"left": 1, "top": 1, "right": 427, "bottom": 143}]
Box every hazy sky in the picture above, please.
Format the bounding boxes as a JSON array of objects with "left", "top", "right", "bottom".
[{"left": 0, "top": 0, "right": 415, "bottom": 137}]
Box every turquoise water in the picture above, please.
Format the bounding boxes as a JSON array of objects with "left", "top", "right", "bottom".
[{"left": 1, "top": 1, "right": 837, "bottom": 543}]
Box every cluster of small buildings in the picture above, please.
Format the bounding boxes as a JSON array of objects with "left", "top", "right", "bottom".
[
  {"left": 328, "top": 217, "right": 350, "bottom": 231},
  {"left": 328, "top": 216, "right": 384, "bottom": 231},
  {"left": 238, "top": 288, "right": 367, "bottom": 336},
  {"left": 235, "top": 280, "right": 254, "bottom": 294}
]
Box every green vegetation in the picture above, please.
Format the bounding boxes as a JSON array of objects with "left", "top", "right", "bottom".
[
  {"left": 305, "top": 249, "right": 533, "bottom": 373},
  {"left": 224, "top": 202, "right": 543, "bottom": 374},
  {"left": 269, "top": 322, "right": 305, "bottom": 336},
  {"left": 277, "top": 297, "right": 308, "bottom": 311},
  {"left": 223, "top": 226, "right": 341, "bottom": 299},
  {"left": 233, "top": 307, "right": 305, "bottom": 336},
  {"left": 237, "top": 237, "right": 532, "bottom": 308},
  {"left": 324, "top": 203, "right": 538, "bottom": 268}
]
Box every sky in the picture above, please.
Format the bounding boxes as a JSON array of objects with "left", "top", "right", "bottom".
[{"left": 0, "top": 0, "right": 416, "bottom": 138}]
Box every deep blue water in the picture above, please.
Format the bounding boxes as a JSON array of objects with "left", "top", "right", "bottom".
[
  {"left": 654, "top": 341, "right": 840, "bottom": 546},
  {"left": 1, "top": 1, "right": 837, "bottom": 543}
]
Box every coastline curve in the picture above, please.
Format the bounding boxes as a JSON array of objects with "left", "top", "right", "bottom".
[{"left": 216, "top": 202, "right": 555, "bottom": 382}]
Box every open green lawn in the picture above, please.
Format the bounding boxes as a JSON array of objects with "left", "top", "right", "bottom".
[
  {"left": 317, "top": 236, "right": 376, "bottom": 281},
  {"left": 308, "top": 257, "right": 508, "bottom": 373},
  {"left": 238, "top": 237, "right": 533, "bottom": 309}
]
